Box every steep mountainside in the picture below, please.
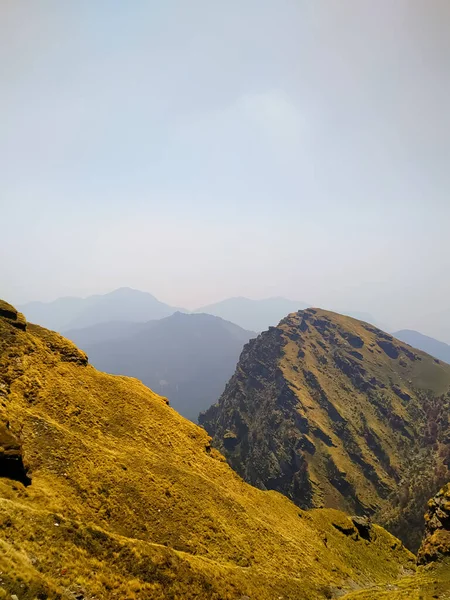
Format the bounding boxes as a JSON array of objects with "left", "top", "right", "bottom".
[
  {"left": 195, "top": 296, "right": 310, "bottom": 331},
  {"left": 65, "top": 312, "right": 255, "bottom": 421},
  {"left": 0, "top": 299, "right": 424, "bottom": 599},
  {"left": 393, "top": 329, "right": 450, "bottom": 364},
  {"left": 19, "top": 287, "right": 184, "bottom": 332},
  {"left": 200, "top": 308, "right": 450, "bottom": 549}
]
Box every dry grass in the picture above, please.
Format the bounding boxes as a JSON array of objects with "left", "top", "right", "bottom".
[{"left": 340, "top": 559, "right": 450, "bottom": 599}]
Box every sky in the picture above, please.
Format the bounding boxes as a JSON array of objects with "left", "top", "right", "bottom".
[{"left": 1, "top": 0, "right": 449, "bottom": 338}]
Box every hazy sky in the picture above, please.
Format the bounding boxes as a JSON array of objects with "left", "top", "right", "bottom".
[{"left": 1, "top": 1, "right": 449, "bottom": 337}]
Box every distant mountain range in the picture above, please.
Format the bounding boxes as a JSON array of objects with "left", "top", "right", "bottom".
[
  {"left": 65, "top": 312, "right": 255, "bottom": 421},
  {"left": 393, "top": 329, "right": 450, "bottom": 365},
  {"left": 20, "top": 289, "right": 312, "bottom": 334},
  {"left": 20, "top": 288, "right": 386, "bottom": 336},
  {"left": 20, "top": 288, "right": 450, "bottom": 363},
  {"left": 19, "top": 287, "right": 184, "bottom": 332}
]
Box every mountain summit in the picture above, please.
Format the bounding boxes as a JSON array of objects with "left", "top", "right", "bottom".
[{"left": 200, "top": 308, "right": 450, "bottom": 549}]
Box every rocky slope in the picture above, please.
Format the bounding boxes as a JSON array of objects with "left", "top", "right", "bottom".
[
  {"left": 200, "top": 308, "right": 450, "bottom": 549},
  {"left": 0, "top": 299, "right": 425, "bottom": 600}
]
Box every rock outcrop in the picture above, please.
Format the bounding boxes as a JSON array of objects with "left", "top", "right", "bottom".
[
  {"left": 0, "top": 299, "right": 26, "bottom": 330},
  {"left": 418, "top": 483, "right": 450, "bottom": 564}
]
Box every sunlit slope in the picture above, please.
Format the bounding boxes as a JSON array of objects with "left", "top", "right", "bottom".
[
  {"left": 201, "top": 308, "right": 450, "bottom": 535},
  {"left": 0, "top": 300, "right": 417, "bottom": 599}
]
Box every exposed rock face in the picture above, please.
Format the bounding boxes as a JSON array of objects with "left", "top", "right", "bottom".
[
  {"left": 0, "top": 422, "right": 31, "bottom": 486},
  {"left": 418, "top": 483, "right": 450, "bottom": 564},
  {"left": 200, "top": 308, "right": 450, "bottom": 547},
  {"left": 0, "top": 299, "right": 27, "bottom": 331}
]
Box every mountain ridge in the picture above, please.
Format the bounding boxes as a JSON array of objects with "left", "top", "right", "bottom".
[{"left": 200, "top": 307, "right": 450, "bottom": 550}]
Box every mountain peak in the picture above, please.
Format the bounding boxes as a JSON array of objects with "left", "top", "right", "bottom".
[{"left": 200, "top": 308, "right": 450, "bottom": 551}]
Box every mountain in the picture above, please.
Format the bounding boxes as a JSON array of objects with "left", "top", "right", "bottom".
[
  {"left": 19, "top": 287, "right": 184, "bottom": 332},
  {"left": 0, "top": 298, "right": 432, "bottom": 600},
  {"left": 200, "top": 308, "right": 450, "bottom": 550},
  {"left": 65, "top": 312, "right": 255, "bottom": 421},
  {"left": 393, "top": 329, "right": 450, "bottom": 364},
  {"left": 195, "top": 296, "right": 310, "bottom": 331}
]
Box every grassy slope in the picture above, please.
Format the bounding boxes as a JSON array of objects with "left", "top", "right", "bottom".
[
  {"left": 340, "top": 560, "right": 450, "bottom": 599},
  {"left": 278, "top": 309, "right": 450, "bottom": 514},
  {"left": 202, "top": 308, "right": 450, "bottom": 536},
  {"left": 0, "top": 300, "right": 423, "bottom": 599}
]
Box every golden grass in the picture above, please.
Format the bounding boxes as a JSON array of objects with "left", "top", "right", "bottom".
[{"left": 340, "top": 559, "right": 450, "bottom": 599}]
